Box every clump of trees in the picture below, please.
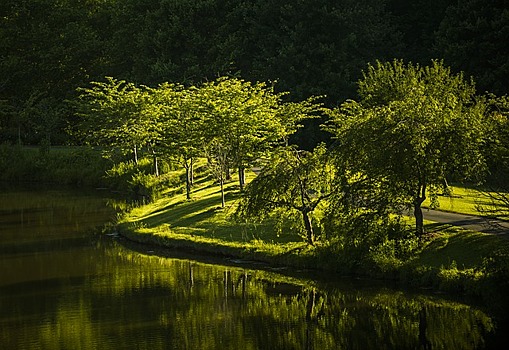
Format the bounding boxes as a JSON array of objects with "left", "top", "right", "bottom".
[
  {"left": 238, "top": 60, "right": 506, "bottom": 248},
  {"left": 2, "top": 0, "right": 508, "bottom": 149},
  {"left": 326, "top": 60, "right": 486, "bottom": 237},
  {"left": 74, "top": 59, "right": 508, "bottom": 251},
  {"left": 73, "top": 76, "right": 322, "bottom": 203}
]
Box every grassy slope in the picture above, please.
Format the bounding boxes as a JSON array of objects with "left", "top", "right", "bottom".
[
  {"left": 116, "top": 167, "right": 509, "bottom": 297},
  {"left": 118, "top": 168, "right": 313, "bottom": 266}
]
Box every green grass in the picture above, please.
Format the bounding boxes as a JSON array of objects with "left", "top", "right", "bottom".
[
  {"left": 117, "top": 165, "right": 310, "bottom": 265},
  {"left": 418, "top": 228, "right": 509, "bottom": 269},
  {"left": 423, "top": 185, "right": 505, "bottom": 218}
]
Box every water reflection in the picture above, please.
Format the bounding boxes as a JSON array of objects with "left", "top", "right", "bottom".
[{"left": 0, "top": 188, "right": 504, "bottom": 349}]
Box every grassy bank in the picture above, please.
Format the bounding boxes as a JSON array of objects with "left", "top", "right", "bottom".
[{"left": 115, "top": 166, "right": 509, "bottom": 303}]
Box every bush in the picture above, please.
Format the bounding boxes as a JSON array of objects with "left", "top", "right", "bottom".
[
  {"left": 104, "top": 157, "right": 180, "bottom": 203},
  {"left": 318, "top": 213, "right": 420, "bottom": 276}
]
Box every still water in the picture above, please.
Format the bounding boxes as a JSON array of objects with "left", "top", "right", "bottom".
[{"left": 0, "top": 187, "right": 507, "bottom": 349}]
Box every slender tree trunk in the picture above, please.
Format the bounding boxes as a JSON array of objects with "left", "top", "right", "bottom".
[
  {"left": 238, "top": 166, "right": 245, "bottom": 191},
  {"left": 133, "top": 144, "right": 138, "bottom": 165},
  {"left": 220, "top": 174, "right": 225, "bottom": 208},
  {"left": 152, "top": 148, "right": 159, "bottom": 177},
  {"left": 414, "top": 183, "right": 426, "bottom": 237},
  {"left": 185, "top": 163, "right": 191, "bottom": 200},
  {"left": 302, "top": 210, "right": 314, "bottom": 245},
  {"left": 190, "top": 158, "right": 194, "bottom": 185},
  {"left": 226, "top": 166, "right": 231, "bottom": 181}
]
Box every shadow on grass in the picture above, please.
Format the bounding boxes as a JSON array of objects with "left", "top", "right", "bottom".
[
  {"left": 140, "top": 195, "right": 222, "bottom": 228},
  {"left": 420, "top": 231, "right": 509, "bottom": 268}
]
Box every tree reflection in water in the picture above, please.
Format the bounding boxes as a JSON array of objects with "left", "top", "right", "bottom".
[{"left": 4, "top": 237, "right": 496, "bottom": 350}]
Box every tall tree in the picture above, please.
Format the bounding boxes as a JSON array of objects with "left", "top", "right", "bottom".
[
  {"left": 201, "top": 77, "right": 304, "bottom": 191},
  {"left": 327, "top": 60, "right": 486, "bottom": 236},
  {"left": 156, "top": 84, "right": 206, "bottom": 200}
]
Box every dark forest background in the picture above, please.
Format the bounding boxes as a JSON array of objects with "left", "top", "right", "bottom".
[{"left": 1, "top": 0, "right": 508, "bottom": 148}]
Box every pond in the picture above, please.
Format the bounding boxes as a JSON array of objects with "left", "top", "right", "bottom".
[{"left": 0, "top": 186, "right": 507, "bottom": 349}]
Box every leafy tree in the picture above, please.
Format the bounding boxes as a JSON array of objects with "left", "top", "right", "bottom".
[
  {"left": 73, "top": 77, "right": 158, "bottom": 166},
  {"left": 236, "top": 144, "right": 336, "bottom": 245},
  {"left": 327, "top": 60, "right": 486, "bottom": 236},
  {"left": 204, "top": 138, "right": 230, "bottom": 208},
  {"left": 156, "top": 84, "right": 206, "bottom": 200},
  {"left": 200, "top": 77, "right": 300, "bottom": 191}
]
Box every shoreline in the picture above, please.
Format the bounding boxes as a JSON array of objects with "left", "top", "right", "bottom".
[{"left": 112, "top": 217, "right": 509, "bottom": 305}]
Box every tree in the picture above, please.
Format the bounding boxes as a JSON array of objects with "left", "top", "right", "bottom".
[
  {"left": 156, "top": 84, "right": 206, "bottom": 200},
  {"left": 236, "top": 144, "right": 336, "bottom": 245},
  {"left": 327, "top": 60, "right": 486, "bottom": 237},
  {"left": 73, "top": 77, "right": 158, "bottom": 166},
  {"left": 200, "top": 77, "right": 294, "bottom": 191}
]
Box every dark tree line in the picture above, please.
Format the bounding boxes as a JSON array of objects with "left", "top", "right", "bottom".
[{"left": 1, "top": 0, "right": 508, "bottom": 146}]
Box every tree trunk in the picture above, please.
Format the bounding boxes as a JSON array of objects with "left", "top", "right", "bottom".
[
  {"left": 226, "top": 166, "right": 231, "bottom": 181},
  {"left": 238, "top": 166, "right": 245, "bottom": 191},
  {"left": 185, "top": 164, "right": 191, "bottom": 200},
  {"left": 414, "top": 201, "right": 424, "bottom": 237},
  {"left": 190, "top": 158, "right": 194, "bottom": 185},
  {"left": 220, "top": 175, "right": 225, "bottom": 208},
  {"left": 133, "top": 144, "right": 138, "bottom": 165},
  {"left": 152, "top": 148, "right": 159, "bottom": 177},
  {"left": 414, "top": 183, "right": 427, "bottom": 237},
  {"left": 302, "top": 210, "right": 315, "bottom": 245}
]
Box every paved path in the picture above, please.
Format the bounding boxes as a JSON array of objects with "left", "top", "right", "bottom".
[
  {"left": 251, "top": 167, "right": 509, "bottom": 235},
  {"left": 422, "top": 208, "right": 509, "bottom": 235}
]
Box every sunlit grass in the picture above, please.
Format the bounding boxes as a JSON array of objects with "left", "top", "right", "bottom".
[
  {"left": 118, "top": 165, "right": 304, "bottom": 260},
  {"left": 423, "top": 185, "right": 505, "bottom": 217}
]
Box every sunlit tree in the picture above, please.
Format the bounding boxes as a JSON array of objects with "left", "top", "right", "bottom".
[
  {"left": 236, "top": 144, "right": 336, "bottom": 245},
  {"left": 327, "top": 60, "right": 486, "bottom": 236},
  {"left": 74, "top": 77, "right": 159, "bottom": 167}
]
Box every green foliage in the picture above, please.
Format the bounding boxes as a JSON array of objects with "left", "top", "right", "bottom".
[
  {"left": 236, "top": 144, "right": 336, "bottom": 245},
  {"left": 434, "top": 0, "right": 509, "bottom": 95},
  {"left": 326, "top": 60, "right": 487, "bottom": 236},
  {"left": 319, "top": 212, "right": 419, "bottom": 275},
  {"left": 2, "top": 0, "right": 508, "bottom": 149},
  {"left": 105, "top": 158, "right": 177, "bottom": 202}
]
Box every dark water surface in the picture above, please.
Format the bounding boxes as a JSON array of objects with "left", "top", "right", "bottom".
[{"left": 0, "top": 187, "right": 507, "bottom": 349}]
